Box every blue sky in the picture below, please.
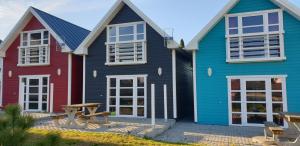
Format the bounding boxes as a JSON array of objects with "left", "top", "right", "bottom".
[{"left": 0, "top": 0, "right": 300, "bottom": 43}]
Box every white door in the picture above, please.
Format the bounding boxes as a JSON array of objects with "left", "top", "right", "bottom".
[
  {"left": 229, "top": 76, "right": 287, "bottom": 126},
  {"left": 20, "top": 76, "right": 49, "bottom": 112},
  {"left": 107, "top": 75, "right": 147, "bottom": 117}
]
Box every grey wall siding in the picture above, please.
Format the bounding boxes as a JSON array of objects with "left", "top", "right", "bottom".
[
  {"left": 176, "top": 52, "right": 193, "bottom": 120},
  {"left": 85, "top": 4, "right": 174, "bottom": 118}
]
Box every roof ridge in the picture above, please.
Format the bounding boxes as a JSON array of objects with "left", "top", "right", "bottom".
[{"left": 30, "top": 6, "right": 90, "bottom": 32}]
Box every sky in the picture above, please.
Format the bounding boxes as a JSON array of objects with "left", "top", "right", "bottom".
[{"left": 0, "top": 0, "right": 300, "bottom": 43}]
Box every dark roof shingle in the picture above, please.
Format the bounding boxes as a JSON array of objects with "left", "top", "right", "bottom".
[{"left": 32, "top": 7, "right": 90, "bottom": 51}]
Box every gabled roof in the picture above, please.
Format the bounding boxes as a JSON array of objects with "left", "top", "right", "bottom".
[
  {"left": 74, "top": 0, "right": 178, "bottom": 55},
  {"left": 186, "top": 0, "right": 300, "bottom": 50},
  {"left": 0, "top": 7, "right": 90, "bottom": 57}
]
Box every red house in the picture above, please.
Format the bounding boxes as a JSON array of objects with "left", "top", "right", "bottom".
[{"left": 0, "top": 7, "right": 90, "bottom": 112}]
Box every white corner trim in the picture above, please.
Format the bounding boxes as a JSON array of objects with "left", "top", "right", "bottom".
[
  {"left": 186, "top": 0, "right": 300, "bottom": 50},
  {"left": 192, "top": 51, "right": 198, "bottom": 123},
  {"left": 172, "top": 49, "right": 177, "bottom": 119},
  {"left": 67, "top": 53, "right": 72, "bottom": 105},
  {"left": 74, "top": 0, "right": 178, "bottom": 55}
]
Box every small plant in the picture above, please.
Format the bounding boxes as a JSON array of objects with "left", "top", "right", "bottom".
[
  {"left": 0, "top": 104, "right": 34, "bottom": 146},
  {"left": 37, "top": 133, "right": 61, "bottom": 146}
]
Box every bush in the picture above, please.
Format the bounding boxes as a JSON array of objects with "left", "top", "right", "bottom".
[{"left": 0, "top": 104, "right": 34, "bottom": 146}]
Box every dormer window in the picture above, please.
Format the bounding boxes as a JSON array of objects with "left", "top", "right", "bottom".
[
  {"left": 106, "top": 22, "right": 146, "bottom": 65},
  {"left": 226, "top": 10, "right": 285, "bottom": 63},
  {"left": 18, "top": 29, "right": 50, "bottom": 66}
]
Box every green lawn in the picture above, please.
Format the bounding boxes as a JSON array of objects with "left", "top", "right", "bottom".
[{"left": 27, "top": 128, "right": 202, "bottom": 146}]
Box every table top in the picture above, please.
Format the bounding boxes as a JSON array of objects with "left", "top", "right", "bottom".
[
  {"left": 62, "top": 103, "right": 101, "bottom": 108},
  {"left": 280, "top": 112, "right": 300, "bottom": 122}
]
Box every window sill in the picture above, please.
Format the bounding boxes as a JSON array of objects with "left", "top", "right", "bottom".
[
  {"left": 226, "top": 57, "right": 286, "bottom": 63},
  {"left": 105, "top": 61, "right": 147, "bottom": 66},
  {"left": 17, "top": 63, "right": 50, "bottom": 67}
]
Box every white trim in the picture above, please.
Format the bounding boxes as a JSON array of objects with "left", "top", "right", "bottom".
[
  {"left": 172, "top": 49, "right": 177, "bottom": 119},
  {"left": 82, "top": 55, "right": 86, "bottom": 108},
  {"left": 186, "top": 0, "right": 300, "bottom": 50},
  {"left": 106, "top": 74, "right": 148, "bottom": 118},
  {"left": 192, "top": 51, "right": 198, "bottom": 122},
  {"left": 19, "top": 75, "right": 50, "bottom": 112},
  {"left": 67, "top": 53, "right": 72, "bottom": 105},
  {"left": 0, "top": 7, "right": 72, "bottom": 57},
  {"left": 225, "top": 9, "right": 286, "bottom": 62},
  {"left": 50, "top": 83, "right": 54, "bottom": 113},
  {"left": 163, "top": 84, "right": 168, "bottom": 122},
  {"left": 151, "top": 83, "right": 155, "bottom": 127},
  {"left": 0, "top": 58, "right": 3, "bottom": 106},
  {"left": 74, "top": 0, "right": 178, "bottom": 55},
  {"left": 227, "top": 75, "right": 288, "bottom": 127}
]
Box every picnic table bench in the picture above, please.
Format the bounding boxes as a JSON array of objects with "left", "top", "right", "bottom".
[
  {"left": 82, "top": 112, "right": 110, "bottom": 124},
  {"left": 263, "top": 113, "right": 300, "bottom": 146},
  {"left": 53, "top": 103, "right": 110, "bottom": 129}
]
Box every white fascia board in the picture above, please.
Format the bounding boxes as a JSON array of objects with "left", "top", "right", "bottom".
[
  {"left": 186, "top": 0, "right": 300, "bottom": 51},
  {"left": 74, "top": 0, "right": 179, "bottom": 55},
  {"left": 186, "top": 0, "right": 239, "bottom": 51},
  {"left": 0, "top": 8, "right": 32, "bottom": 57},
  {"left": 0, "top": 7, "right": 73, "bottom": 57}
]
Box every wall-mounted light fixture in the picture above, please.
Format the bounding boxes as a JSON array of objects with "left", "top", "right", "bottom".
[
  {"left": 208, "top": 67, "right": 212, "bottom": 77},
  {"left": 57, "top": 68, "right": 61, "bottom": 76},
  {"left": 158, "top": 67, "right": 162, "bottom": 76},
  {"left": 93, "top": 70, "right": 97, "bottom": 78},
  {"left": 8, "top": 70, "right": 12, "bottom": 78}
]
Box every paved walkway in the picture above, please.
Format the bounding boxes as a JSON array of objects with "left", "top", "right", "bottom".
[
  {"left": 155, "top": 122, "right": 264, "bottom": 146},
  {"left": 34, "top": 117, "right": 176, "bottom": 138}
]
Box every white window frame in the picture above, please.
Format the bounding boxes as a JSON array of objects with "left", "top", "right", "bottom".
[
  {"left": 106, "top": 74, "right": 147, "bottom": 118},
  {"left": 19, "top": 75, "right": 50, "bottom": 112},
  {"left": 225, "top": 9, "right": 286, "bottom": 63},
  {"left": 18, "top": 29, "right": 50, "bottom": 66},
  {"left": 227, "top": 75, "right": 288, "bottom": 127},
  {"left": 105, "top": 21, "right": 147, "bottom": 66}
]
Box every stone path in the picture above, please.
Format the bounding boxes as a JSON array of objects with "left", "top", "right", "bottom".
[
  {"left": 155, "top": 122, "right": 264, "bottom": 146},
  {"left": 34, "top": 117, "right": 176, "bottom": 138}
]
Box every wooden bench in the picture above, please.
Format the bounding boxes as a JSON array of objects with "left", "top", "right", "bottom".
[
  {"left": 51, "top": 111, "right": 83, "bottom": 126},
  {"left": 83, "top": 112, "right": 110, "bottom": 124},
  {"left": 264, "top": 122, "right": 284, "bottom": 141}
]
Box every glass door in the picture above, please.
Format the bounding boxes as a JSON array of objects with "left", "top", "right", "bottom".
[
  {"left": 107, "top": 75, "right": 146, "bottom": 117},
  {"left": 21, "top": 76, "right": 49, "bottom": 112},
  {"left": 118, "top": 78, "right": 135, "bottom": 116},
  {"left": 244, "top": 79, "right": 267, "bottom": 125}
]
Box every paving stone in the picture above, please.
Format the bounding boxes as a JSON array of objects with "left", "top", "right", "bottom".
[{"left": 155, "top": 122, "right": 264, "bottom": 146}]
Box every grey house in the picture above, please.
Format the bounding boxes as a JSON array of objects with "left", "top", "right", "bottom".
[{"left": 75, "top": 0, "right": 193, "bottom": 120}]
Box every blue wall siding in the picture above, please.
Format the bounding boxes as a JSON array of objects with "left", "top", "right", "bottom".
[{"left": 196, "top": 0, "right": 300, "bottom": 125}]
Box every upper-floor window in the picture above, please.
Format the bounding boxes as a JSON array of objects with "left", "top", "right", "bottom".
[
  {"left": 106, "top": 22, "right": 146, "bottom": 65},
  {"left": 226, "top": 10, "right": 285, "bottom": 62},
  {"left": 18, "top": 29, "right": 50, "bottom": 66}
]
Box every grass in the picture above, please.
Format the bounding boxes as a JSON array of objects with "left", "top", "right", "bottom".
[{"left": 27, "top": 128, "right": 203, "bottom": 146}]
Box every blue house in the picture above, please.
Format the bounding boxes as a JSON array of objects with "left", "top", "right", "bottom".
[
  {"left": 187, "top": 0, "right": 300, "bottom": 126},
  {"left": 75, "top": 0, "right": 193, "bottom": 120}
]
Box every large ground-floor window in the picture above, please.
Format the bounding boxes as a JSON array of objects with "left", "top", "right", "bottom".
[
  {"left": 107, "top": 75, "right": 147, "bottom": 117},
  {"left": 19, "top": 75, "right": 49, "bottom": 112},
  {"left": 228, "top": 75, "right": 287, "bottom": 126}
]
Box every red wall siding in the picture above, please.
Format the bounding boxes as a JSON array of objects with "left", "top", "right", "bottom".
[
  {"left": 2, "top": 16, "right": 76, "bottom": 112},
  {"left": 71, "top": 55, "right": 83, "bottom": 105}
]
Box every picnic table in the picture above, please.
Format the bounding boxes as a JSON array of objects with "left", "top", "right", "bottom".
[{"left": 59, "top": 103, "right": 101, "bottom": 128}]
